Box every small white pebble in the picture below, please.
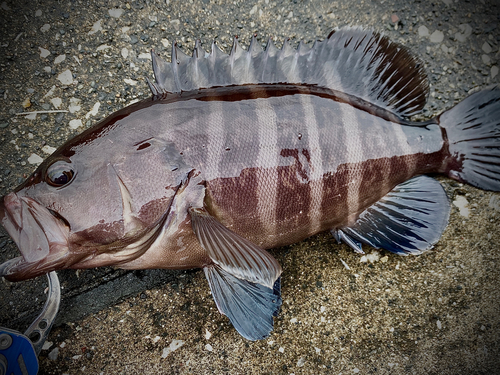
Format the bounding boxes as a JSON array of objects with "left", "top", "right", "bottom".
[
  {"left": 491, "top": 66, "right": 498, "bottom": 79},
  {"left": 42, "top": 341, "right": 53, "bottom": 351},
  {"left": 482, "top": 42, "right": 492, "bottom": 54},
  {"left": 205, "top": 329, "right": 212, "bottom": 340},
  {"left": 205, "top": 344, "right": 213, "bottom": 352},
  {"left": 429, "top": 30, "right": 444, "bottom": 43},
  {"left": 360, "top": 251, "right": 380, "bottom": 263},
  {"left": 418, "top": 25, "right": 429, "bottom": 37},
  {"left": 437, "top": 320, "right": 442, "bottom": 329},
  {"left": 28, "top": 153, "right": 43, "bottom": 165},
  {"left": 54, "top": 54, "right": 66, "bottom": 64},
  {"left": 57, "top": 69, "right": 74, "bottom": 85},
  {"left": 68, "top": 97, "right": 81, "bottom": 113},
  {"left": 39, "top": 47, "right": 50, "bottom": 58},
  {"left": 453, "top": 196, "right": 470, "bottom": 218},
  {"left": 50, "top": 97, "right": 62, "bottom": 109},
  {"left": 85, "top": 101, "right": 100, "bottom": 119},
  {"left": 69, "top": 119, "right": 83, "bottom": 130},
  {"left": 89, "top": 19, "right": 103, "bottom": 35},
  {"left": 48, "top": 347, "right": 59, "bottom": 360},
  {"left": 43, "top": 85, "right": 55, "bottom": 98},
  {"left": 42, "top": 145, "right": 56, "bottom": 155},
  {"left": 290, "top": 318, "right": 297, "bottom": 324},
  {"left": 138, "top": 52, "right": 151, "bottom": 60},
  {"left": 96, "top": 44, "right": 110, "bottom": 51},
  {"left": 278, "top": 347, "right": 284, "bottom": 353},
  {"left": 124, "top": 78, "right": 137, "bottom": 86},
  {"left": 108, "top": 8, "right": 123, "bottom": 18},
  {"left": 161, "top": 339, "right": 184, "bottom": 358}
]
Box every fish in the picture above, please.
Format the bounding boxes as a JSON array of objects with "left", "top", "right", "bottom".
[{"left": 0, "top": 26, "right": 499, "bottom": 340}]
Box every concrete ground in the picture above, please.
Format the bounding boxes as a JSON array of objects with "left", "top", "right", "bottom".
[{"left": 0, "top": 0, "right": 499, "bottom": 374}]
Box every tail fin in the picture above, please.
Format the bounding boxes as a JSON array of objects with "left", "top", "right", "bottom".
[{"left": 439, "top": 85, "right": 500, "bottom": 191}]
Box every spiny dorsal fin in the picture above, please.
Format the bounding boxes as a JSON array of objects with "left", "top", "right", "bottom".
[{"left": 149, "top": 26, "right": 429, "bottom": 117}]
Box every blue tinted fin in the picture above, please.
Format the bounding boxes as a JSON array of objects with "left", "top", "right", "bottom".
[
  {"left": 339, "top": 176, "right": 450, "bottom": 255},
  {"left": 189, "top": 208, "right": 282, "bottom": 340},
  {"left": 204, "top": 267, "right": 281, "bottom": 340},
  {"left": 331, "top": 229, "right": 365, "bottom": 254},
  {"left": 439, "top": 85, "right": 500, "bottom": 191}
]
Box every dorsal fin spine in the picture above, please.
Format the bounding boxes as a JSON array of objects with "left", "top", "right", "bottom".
[
  {"left": 171, "top": 42, "right": 181, "bottom": 92},
  {"left": 146, "top": 77, "right": 159, "bottom": 96},
  {"left": 148, "top": 27, "right": 429, "bottom": 117}
]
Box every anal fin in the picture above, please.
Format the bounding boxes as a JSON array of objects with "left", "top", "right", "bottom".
[
  {"left": 190, "top": 208, "right": 282, "bottom": 340},
  {"left": 338, "top": 175, "right": 450, "bottom": 255},
  {"left": 331, "top": 229, "right": 365, "bottom": 254}
]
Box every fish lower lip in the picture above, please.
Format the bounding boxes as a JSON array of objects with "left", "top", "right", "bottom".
[
  {"left": 0, "top": 193, "right": 71, "bottom": 281},
  {"left": 0, "top": 257, "right": 23, "bottom": 277}
]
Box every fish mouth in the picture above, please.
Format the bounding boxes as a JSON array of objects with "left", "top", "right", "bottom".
[{"left": 0, "top": 192, "right": 71, "bottom": 282}]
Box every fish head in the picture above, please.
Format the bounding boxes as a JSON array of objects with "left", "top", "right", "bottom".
[
  {"left": 0, "top": 108, "right": 192, "bottom": 281},
  {"left": 0, "top": 152, "right": 93, "bottom": 281}
]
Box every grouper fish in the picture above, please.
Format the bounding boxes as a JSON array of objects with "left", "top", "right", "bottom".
[{"left": 1, "top": 27, "right": 499, "bottom": 340}]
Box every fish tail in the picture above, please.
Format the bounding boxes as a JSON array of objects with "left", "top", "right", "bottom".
[{"left": 439, "top": 85, "right": 500, "bottom": 191}]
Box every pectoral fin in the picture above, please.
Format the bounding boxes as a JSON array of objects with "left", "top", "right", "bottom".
[
  {"left": 204, "top": 266, "right": 281, "bottom": 340},
  {"left": 189, "top": 208, "right": 282, "bottom": 340},
  {"left": 337, "top": 175, "right": 451, "bottom": 255}
]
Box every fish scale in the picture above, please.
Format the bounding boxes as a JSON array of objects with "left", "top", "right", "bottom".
[{"left": 0, "top": 27, "right": 499, "bottom": 342}]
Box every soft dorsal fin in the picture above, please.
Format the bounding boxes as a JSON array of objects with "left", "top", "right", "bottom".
[{"left": 147, "top": 26, "right": 429, "bottom": 117}]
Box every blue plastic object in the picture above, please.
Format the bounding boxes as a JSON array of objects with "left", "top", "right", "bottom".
[
  {"left": 0, "top": 271, "right": 60, "bottom": 375},
  {"left": 0, "top": 328, "right": 38, "bottom": 375}
]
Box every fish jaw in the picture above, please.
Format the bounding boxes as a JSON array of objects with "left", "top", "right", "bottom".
[{"left": 0, "top": 192, "right": 72, "bottom": 281}]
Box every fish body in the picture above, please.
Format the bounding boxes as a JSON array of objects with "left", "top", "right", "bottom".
[{"left": 1, "top": 27, "right": 499, "bottom": 340}]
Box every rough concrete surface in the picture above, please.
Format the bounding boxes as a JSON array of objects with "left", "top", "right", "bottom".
[{"left": 0, "top": 0, "right": 499, "bottom": 374}]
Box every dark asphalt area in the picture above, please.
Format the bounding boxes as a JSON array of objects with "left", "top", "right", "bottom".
[{"left": 0, "top": 0, "right": 499, "bottom": 374}]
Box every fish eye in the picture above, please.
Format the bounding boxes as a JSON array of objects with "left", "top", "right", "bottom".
[{"left": 46, "top": 160, "right": 75, "bottom": 187}]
